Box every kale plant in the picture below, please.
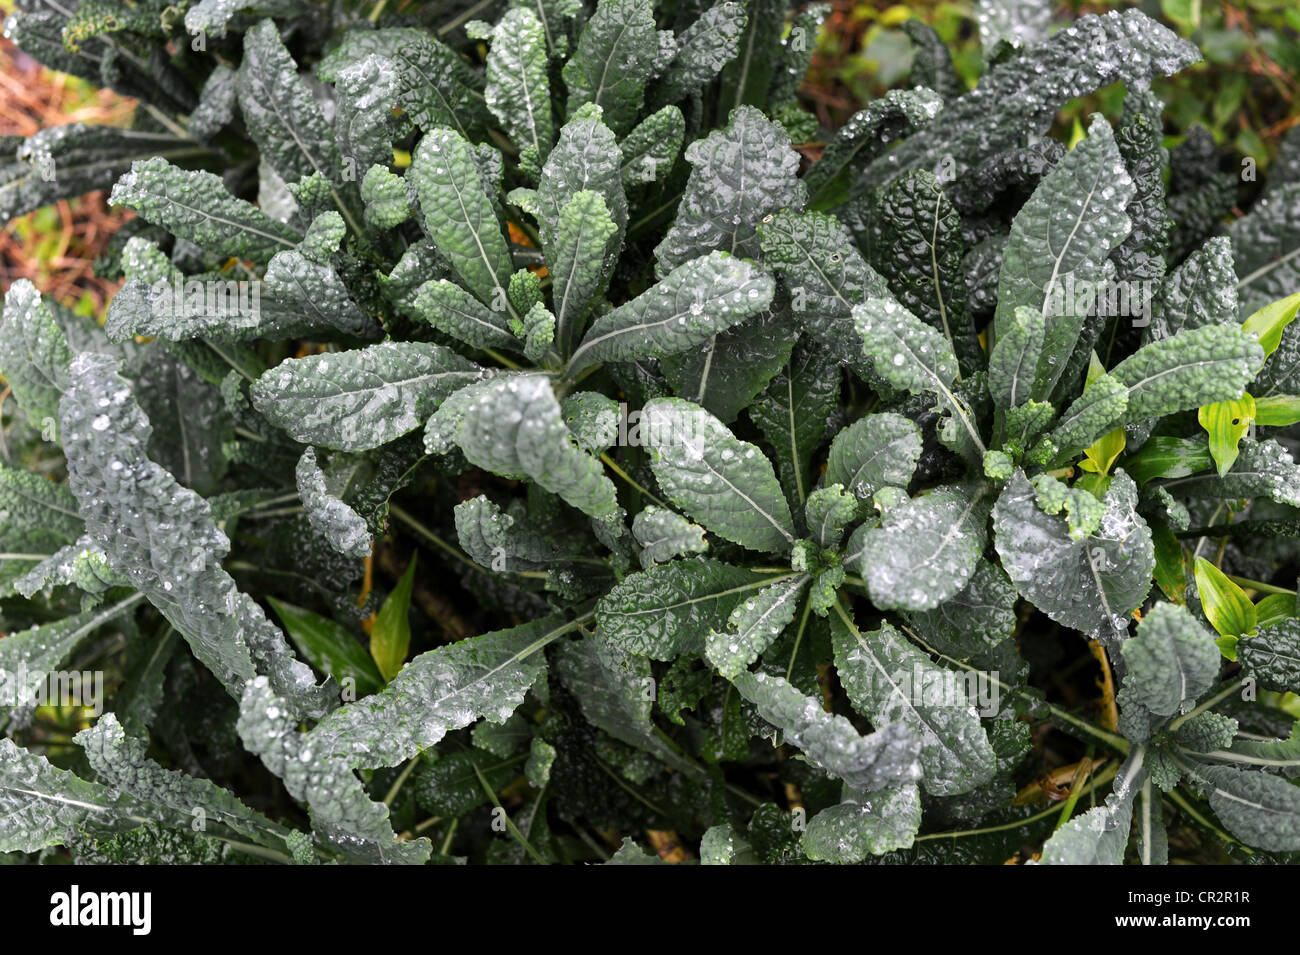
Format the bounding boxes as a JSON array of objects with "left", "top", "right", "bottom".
[{"left": 1, "top": 0, "right": 1299, "bottom": 865}]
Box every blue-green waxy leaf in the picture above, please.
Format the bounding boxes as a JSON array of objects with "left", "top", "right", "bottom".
[
  {"left": 548, "top": 190, "right": 619, "bottom": 356},
  {"left": 654, "top": 105, "right": 806, "bottom": 274},
  {"left": 825, "top": 413, "right": 922, "bottom": 503},
  {"left": 852, "top": 298, "right": 985, "bottom": 461},
  {"left": 60, "top": 353, "right": 329, "bottom": 718},
  {"left": 756, "top": 209, "right": 888, "bottom": 376},
  {"left": 732, "top": 670, "right": 923, "bottom": 793},
  {"left": 1039, "top": 749, "right": 1145, "bottom": 865},
  {"left": 561, "top": 0, "right": 660, "bottom": 135},
  {"left": 0, "top": 461, "right": 83, "bottom": 582},
  {"left": 409, "top": 127, "right": 512, "bottom": 309},
  {"left": 706, "top": 573, "right": 808, "bottom": 678},
  {"left": 1109, "top": 324, "right": 1263, "bottom": 419},
  {"left": 749, "top": 347, "right": 840, "bottom": 510},
  {"left": 659, "top": 304, "right": 795, "bottom": 424},
  {"left": 630, "top": 506, "right": 707, "bottom": 569},
  {"left": 109, "top": 158, "right": 301, "bottom": 262},
  {"left": 1048, "top": 374, "right": 1129, "bottom": 457},
  {"left": 654, "top": 1, "right": 748, "bottom": 106},
  {"left": 554, "top": 636, "right": 661, "bottom": 753},
  {"left": 640, "top": 398, "right": 795, "bottom": 553},
  {"left": 974, "top": 0, "right": 1052, "bottom": 52},
  {"left": 477, "top": 8, "right": 554, "bottom": 159},
  {"left": 0, "top": 596, "right": 139, "bottom": 730},
  {"left": 1161, "top": 439, "right": 1300, "bottom": 509},
  {"left": 1119, "top": 603, "right": 1220, "bottom": 718},
  {"left": 250, "top": 343, "right": 483, "bottom": 452},
  {"left": 1237, "top": 620, "right": 1300, "bottom": 694},
  {"left": 595, "top": 557, "right": 761, "bottom": 659},
  {"left": 853, "top": 487, "right": 986, "bottom": 612},
  {"left": 77, "top": 714, "right": 292, "bottom": 852},
  {"left": 803, "top": 783, "right": 922, "bottom": 862},
  {"left": 316, "top": 28, "right": 490, "bottom": 142},
  {"left": 804, "top": 485, "right": 857, "bottom": 550},
  {"left": 619, "top": 105, "right": 685, "bottom": 186},
  {"left": 1150, "top": 236, "right": 1237, "bottom": 340},
  {"left": 801, "top": 88, "right": 944, "bottom": 205},
  {"left": 994, "top": 115, "right": 1135, "bottom": 401},
  {"left": 0, "top": 279, "right": 72, "bottom": 433},
  {"left": 333, "top": 56, "right": 401, "bottom": 177},
  {"left": 865, "top": 10, "right": 1198, "bottom": 188},
  {"left": 263, "top": 214, "right": 378, "bottom": 340},
  {"left": 0, "top": 739, "right": 139, "bottom": 852},
  {"left": 988, "top": 305, "right": 1044, "bottom": 410},
  {"left": 455, "top": 375, "right": 620, "bottom": 520},
  {"left": 184, "top": 0, "right": 301, "bottom": 39},
  {"left": 238, "top": 20, "right": 343, "bottom": 187},
  {"left": 566, "top": 252, "right": 774, "bottom": 375},
  {"left": 411, "top": 278, "right": 517, "bottom": 351},
  {"left": 993, "top": 470, "right": 1154, "bottom": 641},
  {"left": 830, "top": 609, "right": 997, "bottom": 796},
  {"left": 910, "top": 559, "right": 1018, "bottom": 650},
  {"left": 1232, "top": 182, "right": 1300, "bottom": 317},
  {"left": 296, "top": 447, "right": 372, "bottom": 561},
  {"left": 1181, "top": 762, "right": 1300, "bottom": 852}
]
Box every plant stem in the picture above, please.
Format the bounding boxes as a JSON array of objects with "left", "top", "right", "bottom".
[
  {"left": 599, "top": 452, "right": 668, "bottom": 508},
  {"left": 388, "top": 503, "right": 479, "bottom": 571},
  {"left": 383, "top": 755, "right": 420, "bottom": 807}
]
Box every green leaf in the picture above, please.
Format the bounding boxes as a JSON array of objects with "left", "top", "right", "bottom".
[
  {"left": 1232, "top": 183, "right": 1300, "bottom": 316},
  {"left": 1111, "top": 324, "right": 1263, "bottom": 418},
  {"left": 660, "top": 304, "right": 795, "bottom": 424},
  {"left": 804, "top": 484, "right": 857, "bottom": 550},
  {"left": 60, "top": 354, "right": 328, "bottom": 717},
  {"left": 1162, "top": 439, "right": 1300, "bottom": 509},
  {"left": 269, "top": 597, "right": 384, "bottom": 696},
  {"left": 595, "top": 557, "right": 764, "bottom": 659},
  {"left": 109, "top": 157, "right": 301, "bottom": 262},
  {"left": 731, "top": 670, "right": 922, "bottom": 793},
  {"left": 853, "top": 297, "right": 985, "bottom": 460},
  {"left": 1121, "top": 436, "right": 1212, "bottom": 485},
  {"left": 1039, "top": 750, "right": 1145, "bottom": 864},
  {"left": 988, "top": 305, "right": 1044, "bottom": 410},
  {"left": 654, "top": 105, "right": 805, "bottom": 274},
  {"left": 334, "top": 56, "right": 401, "bottom": 176},
  {"left": 1241, "top": 290, "right": 1300, "bottom": 358},
  {"left": 238, "top": 19, "right": 343, "bottom": 187},
  {"left": 831, "top": 608, "right": 997, "bottom": 795},
  {"left": 566, "top": 252, "right": 774, "bottom": 376},
  {"left": 1182, "top": 762, "right": 1300, "bottom": 852},
  {"left": 1199, "top": 395, "right": 1256, "bottom": 477},
  {"left": 705, "top": 573, "right": 809, "bottom": 678},
  {"left": 825, "top": 413, "right": 922, "bottom": 503},
  {"left": 0, "top": 279, "right": 72, "bottom": 435},
  {"left": 803, "top": 783, "right": 922, "bottom": 862},
  {"left": 454, "top": 375, "right": 620, "bottom": 520},
  {"left": 1253, "top": 395, "right": 1300, "bottom": 427},
  {"left": 974, "top": 0, "right": 1052, "bottom": 51},
  {"left": 749, "top": 347, "right": 840, "bottom": 509},
  {"left": 802, "top": 89, "right": 944, "bottom": 205},
  {"left": 993, "top": 470, "right": 1154, "bottom": 640},
  {"left": 641, "top": 397, "right": 795, "bottom": 553},
  {"left": 853, "top": 487, "right": 986, "bottom": 612},
  {"left": 1238, "top": 620, "right": 1300, "bottom": 694},
  {"left": 619, "top": 105, "right": 685, "bottom": 186},
  {"left": 561, "top": 0, "right": 659, "bottom": 135},
  {"left": 411, "top": 277, "right": 517, "bottom": 351},
  {"left": 479, "top": 9, "right": 553, "bottom": 159},
  {"left": 263, "top": 214, "right": 378, "bottom": 339},
  {"left": 409, "top": 127, "right": 512, "bottom": 309},
  {"left": 1119, "top": 603, "right": 1220, "bottom": 717},
  {"left": 372, "top": 554, "right": 416, "bottom": 682},
  {"left": 1149, "top": 236, "right": 1237, "bottom": 340},
  {"left": 757, "top": 209, "right": 888, "bottom": 376},
  {"left": 630, "top": 506, "right": 708, "bottom": 569},
  {"left": 250, "top": 342, "right": 482, "bottom": 452},
  {"left": 317, "top": 29, "right": 490, "bottom": 142},
  {"left": 295, "top": 447, "right": 372, "bottom": 561},
  {"left": 548, "top": 190, "right": 619, "bottom": 356},
  {"left": 994, "top": 114, "right": 1135, "bottom": 401},
  {"left": 910, "top": 559, "right": 1018, "bottom": 651},
  {"left": 654, "top": 1, "right": 748, "bottom": 106}
]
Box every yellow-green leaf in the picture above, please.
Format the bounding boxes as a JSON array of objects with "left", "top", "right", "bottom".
[
  {"left": 1254, "top": 592, "right": 1295, "bottom": 629},
  {"left": 1253, "top": 395, "right": 1300, "bottom": 427},
  {"left": 1198, "top": 394, "right": 1255, "bottom": 476},
  {"left": 371, "top": 553, "right": 417, "bottom": 682},
  {"left": 1194, "top": 556, "right": 1256, "bottom": 643},
  {"left": 1242, "top": 290, "right": 1300, "bottom": 358},
  {"left": 1078, "top": 426, "right": 1125, "bottom": 475}
]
